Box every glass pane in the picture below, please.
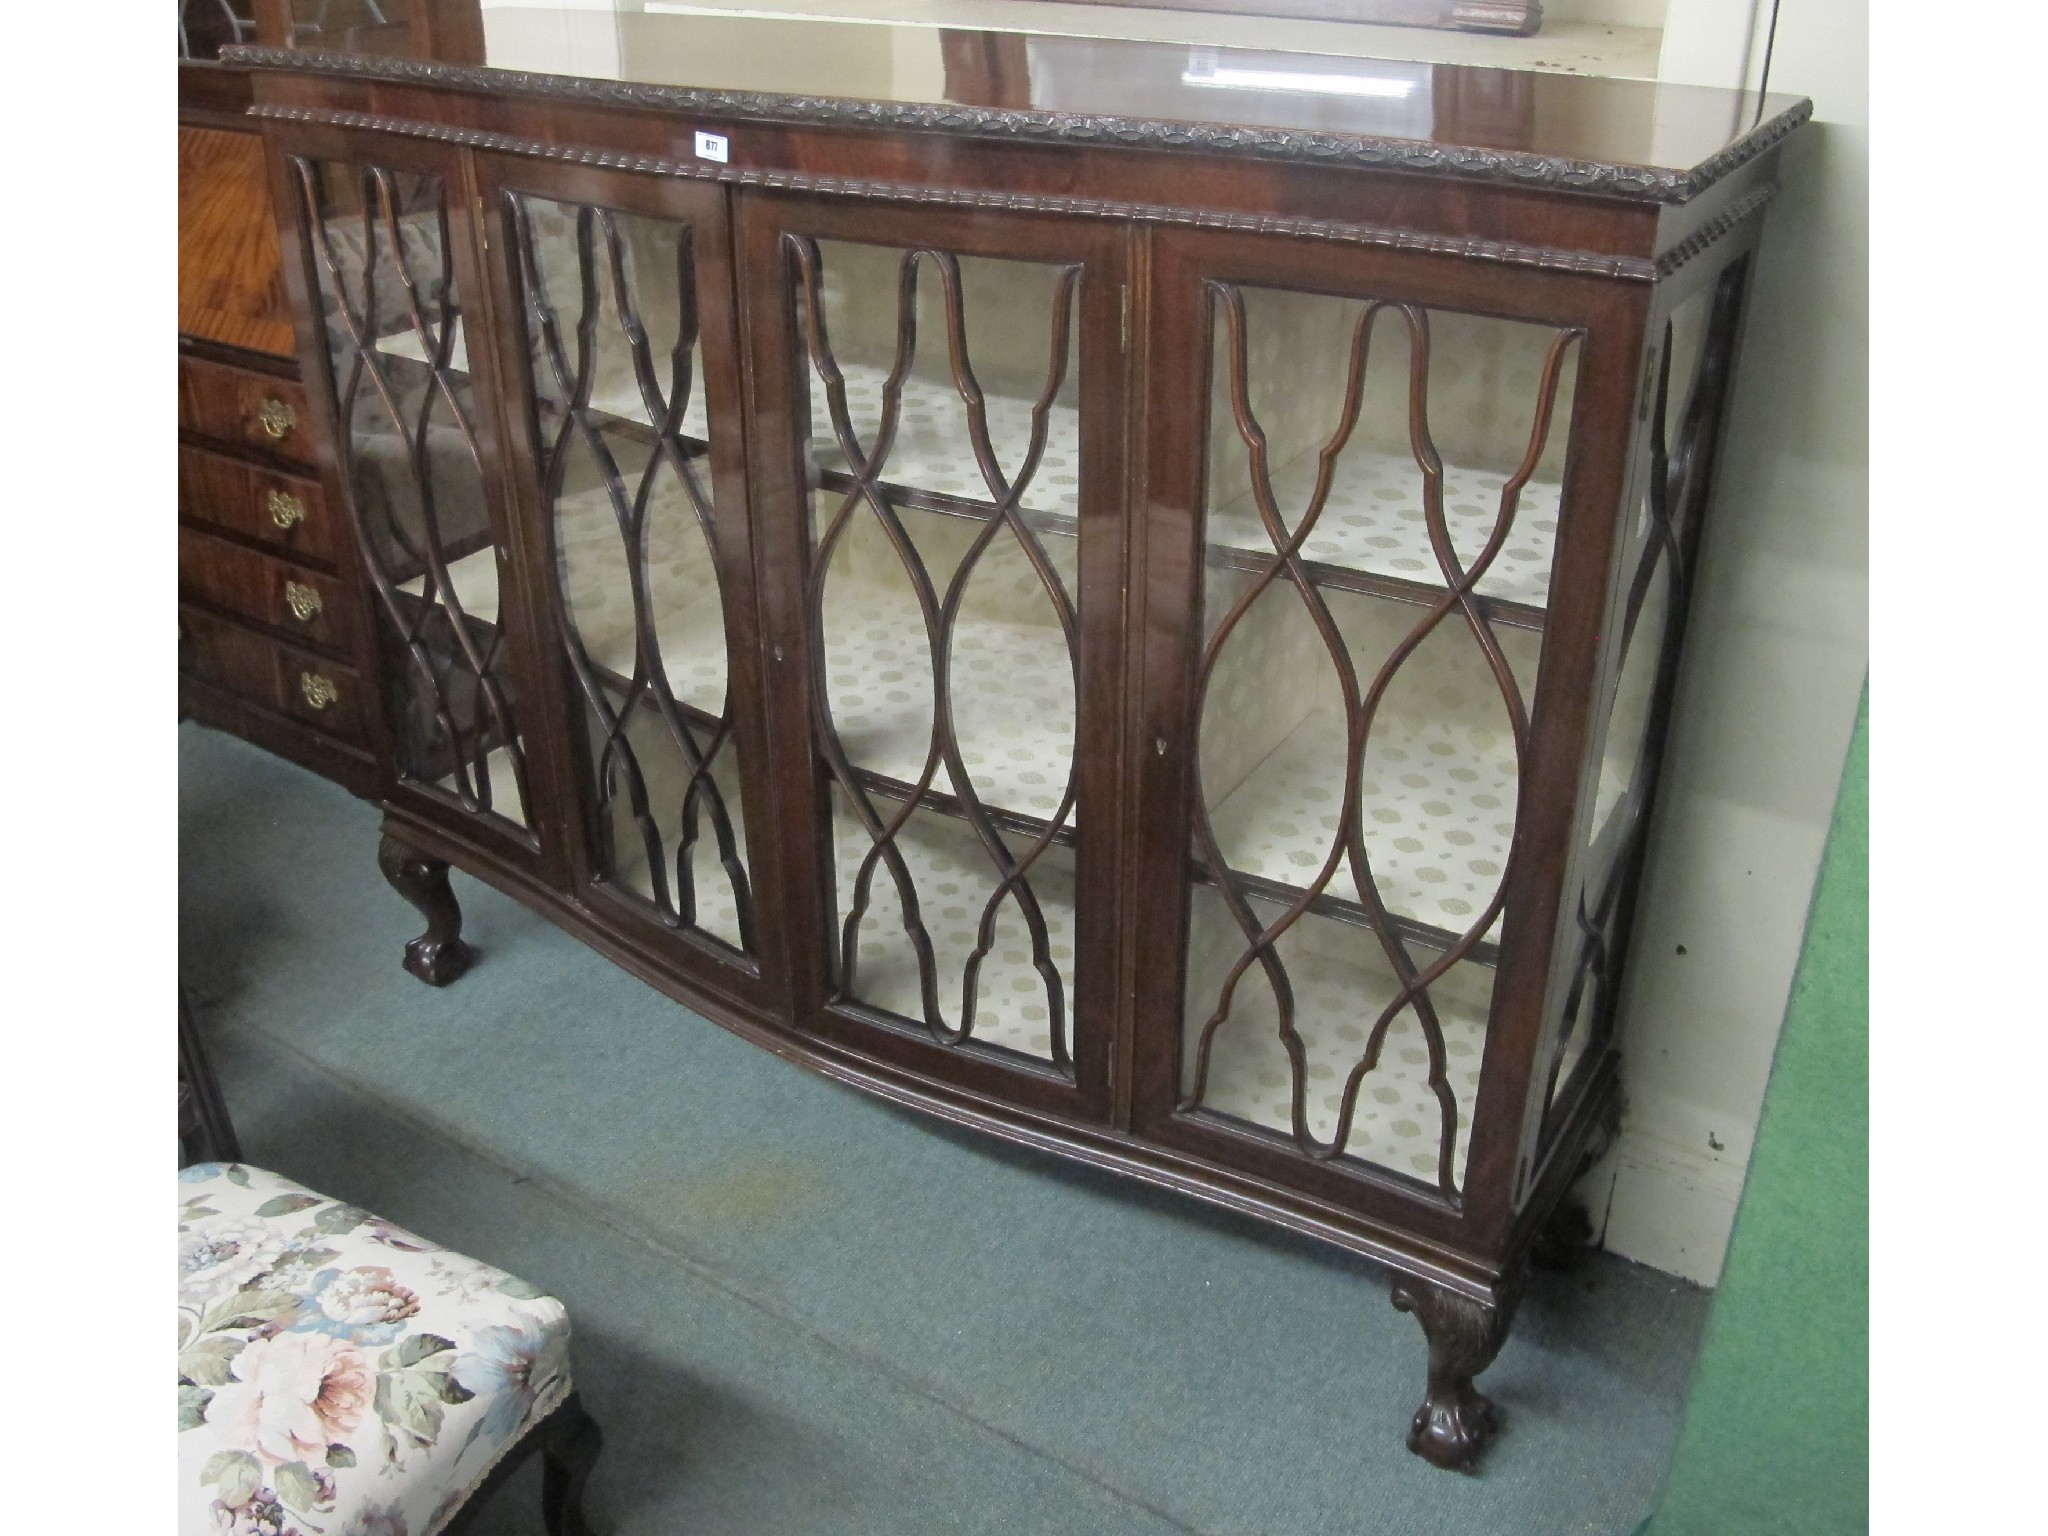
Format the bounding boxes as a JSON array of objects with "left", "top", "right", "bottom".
[
  {"left": 1203, "top": 288, "right": 1577, "bottom": 616},
  {"left": 793, "top": 235, "right": 1085, "bottom": 1067},
  {"left": 507, "top": 195, "right": 754, "bottom": 956},
  {"left": 1587, "top": 548, "right": 1674, "bottom": 850},
  {"left": 295, "top": 157, "right": 531, "bottom": 832},
  {"left": 179, "top": 1, "right": 259, "bottom": 60},
  {"left": 1541, "top": 284, "right": 1716, "bottom": 1126},
  {"left": 1186, "top": 887, "right": 1491, "bottom": 1189},
  {"left": 1181, "top": 282, "right": 1580, "bottom": 1194},
  {"left": 289, "top": 0, "right": 414, "bottom": 53}
]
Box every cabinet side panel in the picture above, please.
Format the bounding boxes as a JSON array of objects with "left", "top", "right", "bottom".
[
  {"left": 180, "top": 125, "right": 297, "bottom": 358},
  {"left": 1459, "top": 281, "right": 1649, "bottom": 1243},
  {"left": 1518, "top": 243, "right": 1765, "bottom": 1200}
]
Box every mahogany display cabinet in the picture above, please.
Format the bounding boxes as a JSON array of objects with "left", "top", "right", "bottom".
[{"left": 227, "top": 17, "right": 1809, "bottom": 1468}]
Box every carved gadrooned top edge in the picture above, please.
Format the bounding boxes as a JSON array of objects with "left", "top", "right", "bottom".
[
  {"left": 220, "top": 45, "right": 1812, "bottom": 205},
  {"left": 252, "top": 103, "right": 1678, "bottom": 281}
]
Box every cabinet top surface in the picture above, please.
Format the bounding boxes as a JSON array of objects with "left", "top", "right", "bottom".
[{"left": 225, "top": 9, "right": 1808, "bottom": 203}]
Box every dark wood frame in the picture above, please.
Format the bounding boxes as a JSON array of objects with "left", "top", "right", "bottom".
[
  {"left": 1127, "top": 224, "right": 1647, "bottom": 1268},
  {"left": 266, "top": 121, "right": 577, "bottom": 877},
  {"left": 236, "top": 43, "right": 1801, "bottom": 1470},
  {"left": 179, "top": 992, "right": 244, "bottom": 1168},
  {"left": 736, "top": 192, "right": 1132, "bottom": 1126},
  {"left": 471, "top": 156, "right": 795, "bottom": 1025},
  {"left": 440, "top": 1391, "right": 601, "bottom": 1536}
]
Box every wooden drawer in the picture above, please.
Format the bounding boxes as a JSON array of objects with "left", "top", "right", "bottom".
[
  {"left": 179, "top": 445, "right": 337, "bottom": 566},
  {"left": 179, "top": 604, "right": 369, "bottom": 747},
  {"left": 179, "top": 526, "right": 354, "bottom": 654},
  {"left": 179, "top": 355, "right": 316, "bottom": 468}
]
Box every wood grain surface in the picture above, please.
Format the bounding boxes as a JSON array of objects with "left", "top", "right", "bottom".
[{"left": 179, "top": 125, "right": 296, "bottom": 357}]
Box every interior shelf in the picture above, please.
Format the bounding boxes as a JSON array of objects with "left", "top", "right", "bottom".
[
  {"left": 816, "top": 577, "right": 1078, "bottom": 832},
  {"left": 829, "top": 793, "right": 1075, "bottom": 1066},
  {"left": 1204, "top": 705, "right": 1516, "bottom": 948},
  {"left": 401, "top": 484, "right": 1508, "bottom": 965},
  {"left": 1207, "top": 453, "right": 1559, "bottom": 623},
  {"left": 806, "top": 358, "right": 1558, "bottom": 620},
  {"left": 1188, "top": 887, "right": 1489, "bottom": 1190},
  {"left": 374, "top": 328, "right": 1551, "bottom": 622}
]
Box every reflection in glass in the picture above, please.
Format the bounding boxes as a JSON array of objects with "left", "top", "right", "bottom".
[
  {"left": 792, "top": 236, "right": 1085, "bottom": 1066},
  {"left": 179, "top": 0, "right": 258, "bottom": 60},
  {"left": 290, "top": 0, "right": 412, "bottom": 50},
  {"left": 294, "top": 158, "right": 530, "bottom": 831},
  {"left": 1539, "top": 278, "right": 1727, "bottom": 1134},
  {"left": 507, "top": 195, "right": 754, "bottom": 955},
  {"left": 1182, "top": 281, "right": 1581, "bottom": 1194}
]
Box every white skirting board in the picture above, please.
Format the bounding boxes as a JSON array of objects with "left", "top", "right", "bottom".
[{"left": 1573, "top": 1086, "right": 1754, "bottom": 1288}]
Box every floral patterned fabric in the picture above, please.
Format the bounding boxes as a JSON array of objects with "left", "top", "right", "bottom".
[{"left": 179, "top": 1164, "right": 572, "bottom": 1536}]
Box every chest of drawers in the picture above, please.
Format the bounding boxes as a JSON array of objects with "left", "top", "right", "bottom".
[{"left": 178, "top": 87, "right": 377, "bottom": 796}]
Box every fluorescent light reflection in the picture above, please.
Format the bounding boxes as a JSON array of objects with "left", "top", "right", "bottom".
[{"left": 1182, "top": 59, "right": 1419, "bottom": 99}]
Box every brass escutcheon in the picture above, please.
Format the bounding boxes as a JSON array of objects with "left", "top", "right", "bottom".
[
  {"left": 267, "top": 489, "right": 306, "bottom": 529},
  {"left": 258, "top": 398, "right": 297, "bottom": 439},
  {"left": 299, "top": 672, "right": 338, "bottom": 711},
  {"left": 285, "top": 581, "right": 323, "bottom": 623}
]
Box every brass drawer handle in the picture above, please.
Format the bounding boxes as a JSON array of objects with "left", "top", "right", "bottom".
[
  {"left": 299, "top": 671, "right": 338, "bottom": 711},
  {"left": 258, "top": 398, "right": 298, "bottom": 439},
  {"left": 267, "top": 489, "right": 306, "bottom": 529},
  {"left": 285, "top": 581, "right": 323, "bottom": 623}
]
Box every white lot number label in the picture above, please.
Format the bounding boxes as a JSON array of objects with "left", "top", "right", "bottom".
[{"left": 694, "top": 131, "right": 730, "bottom": 163}]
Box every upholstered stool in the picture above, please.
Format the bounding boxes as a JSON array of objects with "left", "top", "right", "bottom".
[{"left": 178, "top": 1162, "right": 599, "bottom": 1535}]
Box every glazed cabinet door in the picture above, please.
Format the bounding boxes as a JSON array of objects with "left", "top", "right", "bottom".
[
  {"left": 1131, "top": 227, "right": 1647, "bottom": 1246},
  {"left": 738, "top": 194, "right": 1130, "bottom": 1121},
  {"left": 271, "top": 125, "right": 561, "bottom": 869},
  {"left": 469, "top": 156, "right": 784, "bottom": 1011}
]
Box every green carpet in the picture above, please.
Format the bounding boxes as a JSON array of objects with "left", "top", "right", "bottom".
[
  {"left": 181, "top": 720, "right": 1714, "bottom": 1534},
  {"left": 1639, "top": 692, "right": 1867, "bottom": 1535}
]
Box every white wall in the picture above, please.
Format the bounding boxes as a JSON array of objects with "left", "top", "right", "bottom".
[{"left": 1574, "top": 0, "right": 1867, "bottom": 1284}]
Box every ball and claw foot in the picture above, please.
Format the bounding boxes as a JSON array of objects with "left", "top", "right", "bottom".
[
  {"left": 1390, "top": 1276, "right": 1516, "bottom": 1472},
  {"left": 377, "top": 834, "right": 476, "bottom": 987}
]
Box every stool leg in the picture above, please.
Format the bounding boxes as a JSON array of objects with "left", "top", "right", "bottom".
[{"left": 540, "top": 1394, "right": 603, "bottom": 1536}]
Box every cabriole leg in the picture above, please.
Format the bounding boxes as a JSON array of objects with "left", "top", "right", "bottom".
[
  {"left": 1390, "top": 1276, "right": 1517, "bottom": 1471},
  {"left": 376, "top": 833, "right": 475, "bottom": 986},
  {"left": 540, "top": 1393, "right": 603, "bottom": 1536}
]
